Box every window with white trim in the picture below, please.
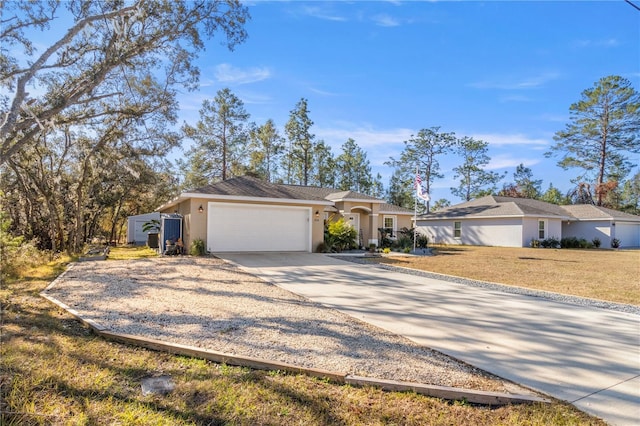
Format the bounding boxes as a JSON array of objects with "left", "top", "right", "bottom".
[
  {"left": 538, "top": 220, "right": 546, "bottom": 239},
  {"left": 383, "top": 215, "right": 397, "bottom": 237},
  {"left": 454, "top": 221, "right": 462, "bottom": 238}
]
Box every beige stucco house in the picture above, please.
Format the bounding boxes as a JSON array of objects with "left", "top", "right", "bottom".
[{"left": 156, "top": 175, "right": 414, "bottom": 253}]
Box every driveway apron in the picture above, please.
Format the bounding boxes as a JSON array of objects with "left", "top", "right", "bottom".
[{"left": 217, "top": 252, "right": 640, "bottom": 426}]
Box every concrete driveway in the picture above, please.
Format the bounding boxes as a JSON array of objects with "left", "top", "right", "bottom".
[{"left": 217, "top": 252, "right": 640, "bottom": 426}]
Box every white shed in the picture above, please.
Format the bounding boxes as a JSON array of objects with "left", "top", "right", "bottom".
[{"left": 127, "top": 212, "right": 161, "bottom": 245}]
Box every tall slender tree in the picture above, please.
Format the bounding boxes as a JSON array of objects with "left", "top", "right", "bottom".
[
  {"left": 451, "top": 136, "right": 504, "bottom": 201},
  {"left": 312, "top": 140, "right": 336, "bottom": 187},
  {"left": 284, "top": 98, "right": 315, "bottom": 185},
  {"left": 335, "top": 138, "right": 373, "bottom": 193},
  {"left": 387, "top": 127, "right": 456, "bottom": 212},
  {"left": 546, "top": 75, "right": 640, "bottom": 206},
  {"left": 248, "top": 119, "right": 284, "bottom": 182},
  {"left": 181, "top": 88, "right": 250, "bottom": 186},
  {"left": 385, "top": 168, "right": 414, "bottom": 210},
  {"left": 370, "top": 173, "right": 385, "bottom": 199}
]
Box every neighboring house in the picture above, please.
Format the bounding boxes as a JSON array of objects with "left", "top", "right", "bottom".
[
  {"left": 156, "top": 175, "right": 414, "bottom": 253},
  {"left": 416, "top": 195, "right": 640, "bottom": 248},
  {"left": 561, "top": 204, "right": 640, "bottom": 248}
]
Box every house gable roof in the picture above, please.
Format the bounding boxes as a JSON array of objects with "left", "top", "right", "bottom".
[
  {"left": 419, "top": 196, "right": 570, "bottom": 220},
  {"left": 560, "top": 204, "right": 640, "bottom": 222},
  {"left": 418, "top": 195, "right": 640, "bottom": 222},
  {"left": 379, "top": 203, "right": 415, "bottom": 215},
  {"left": 188, "top": 176, "right": 320, "bottom": 201},
  {"left": 160, "top": 175, "right": 410, "bottom": 212}
]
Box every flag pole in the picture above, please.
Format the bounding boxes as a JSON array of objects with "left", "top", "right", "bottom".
[{"left": 413, "top": 166, "right": 418, "bottom": 253}]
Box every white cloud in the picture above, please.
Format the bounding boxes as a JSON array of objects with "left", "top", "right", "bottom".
[
  {"left": 573, "top": 38, "right": 620, "bottom": 48},
  {"left": 308, "top": 87, "right": 342, "bottom": 97},
  {"left": 471, "top": 132, "right": 551, "bottom": 147},
  {"left": 315, "top": 124, "right": 412, "bottom": 148},
  {"left": 469, "top": 72, "right": 561, "bottom": 90},
  {"left": 499, "top": 94, "right": 533, "bottom": 103},
  {"left": 535, "top": 113, "right": 567, "bottom": 123},
  {"left": 372, "top": 14, "right": 401, "bottom": 27},
  {"left": 214, "top": 63, "right": 271, "bottom": 85},
  {"left": 314, "top": 123, "right": 414, "bottom": 167},
  {"left": 299, "top": 5, "right": 347, "bottom": 22},
  {"left": 486, "top": 154, "right": 541, "bottom": 170}
]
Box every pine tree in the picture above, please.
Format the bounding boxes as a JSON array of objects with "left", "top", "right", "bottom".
[{"left": 547, "top": 75, "right": 640, "bottom": 206}]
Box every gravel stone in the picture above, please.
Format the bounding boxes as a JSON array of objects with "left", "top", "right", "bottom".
[{"left": 43, "top": 256, "right": 528, "bottom": 393}]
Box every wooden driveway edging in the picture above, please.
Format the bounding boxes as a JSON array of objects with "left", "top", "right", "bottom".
[{"left": 41, "top": 275, "right": 549, "bottom": 407}]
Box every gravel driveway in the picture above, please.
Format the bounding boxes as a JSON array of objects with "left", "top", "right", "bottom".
[{"left": 43, "top": 256, "right": 525, "bottom": 394}]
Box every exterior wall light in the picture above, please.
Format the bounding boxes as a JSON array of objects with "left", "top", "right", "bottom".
[{"left": 198, "top": 205, "right": 204, "bottom": 213}]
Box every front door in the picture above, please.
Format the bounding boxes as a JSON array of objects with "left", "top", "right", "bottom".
[{"left": 345, "top": 212, "right": 360, "bottom": 247}]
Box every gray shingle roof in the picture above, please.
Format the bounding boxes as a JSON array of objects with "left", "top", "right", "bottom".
[
  {"left": 419, "top": 195, "right": 640, "bottom": 222},
  {"left": 420, "top": 196, "right": 568, "bottom": 219},
  {"left": 187, "top": 176, "right": 385, "bottom": 204},
  {"left": 561, "top": 204, "right": 640, "bottom": 222},
  {"left": 379, "top": 203, "right": 415, "bottom": 214},
  {"left": 188, "top": 176, "right": 318, "bottom": 200}
]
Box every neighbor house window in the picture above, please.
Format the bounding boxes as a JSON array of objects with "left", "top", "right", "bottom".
[
  {"left": 454, "top": 221, "right": 462, "bottom": 238},
  {"left": 383, "top": 215, "right": 397, "bottom": 237},
  {"left": 538, "top": 220, "right": 546, "bottom": 239}
]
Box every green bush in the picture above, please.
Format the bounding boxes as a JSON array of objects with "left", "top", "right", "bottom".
[
  {"left": 416, "top": 234, "right": 429, "bottom": 249},
  {"left": 395, "top": 236, "right": 413, "bottom": 250},
  {"left": 396, "top": 227, "right": 429, "bottom": 250},
  {"left": 562, "top": 236, "right": 597, "bottom": 249},
  {"left": 560, "top": 236, "right": 579, "bottom": 248},
  {"left": 591, "top": 238, "right": 601, "bottom": 248},
  {"left": 378, "top": 227, "right": 393, "bottom": 249},
  {"left": 540, "top": 237, "right": 560, "bottom": 248},
  {"left": 189, "top": 238, "right": 206, "bottom": 256},
  {"left": 327, "top": 218, "right": 357, "bottom": 252},
  {"left": 0, "top": 210, "right": 47, "bottom": 279},
  {"left": 579, "top": 238, "right": 593, "bottom": 249},
  {"left": 611, "top": 238, "right": 621, "bottom": 249}
]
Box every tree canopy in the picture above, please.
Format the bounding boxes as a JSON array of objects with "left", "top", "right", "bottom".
[
  {"left": 451, "top": 136, "right": 504, "bottom": 201},
  {"left": 335, "top": 138, "right": 373, "bottom": 194},
  {"left": 546, "top": 75, "right": 640, "bottom": 206},
  {"left": 180, "top": 88, "right": 251, "bottom": 187},
  {"left": 0, "top": 0, "right": 249, "bottom": 165},
  {"left": 284, "top": 98, "right": 315, "bottom": 185},
  {"left": 0, "top": 0, "right": 249, "bottom": 253},
  {"left": 498, "top": 164, "right": 542, "bottom": 199},
  {"left": 387, "top": 127, "right": 456, "bottom": 212}
]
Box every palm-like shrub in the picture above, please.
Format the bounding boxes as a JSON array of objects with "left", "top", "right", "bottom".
[{"left": 326, "top": 218, "right": 357, "bottom": 252}]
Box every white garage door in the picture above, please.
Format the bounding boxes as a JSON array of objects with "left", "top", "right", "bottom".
[
  {"left": 207, "top": 202, "right": 311, "bottom": 252},
  {"left": 615, "top": 223, "right": 640, "bottom": 248}
]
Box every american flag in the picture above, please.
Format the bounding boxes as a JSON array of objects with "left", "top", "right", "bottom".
[{"left": 415, "top": 172, "right": 431, "bottom": 202}]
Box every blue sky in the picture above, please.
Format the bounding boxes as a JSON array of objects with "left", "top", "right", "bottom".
[{"left": 176, "top": 0, "right": 639, "bottom": 202}]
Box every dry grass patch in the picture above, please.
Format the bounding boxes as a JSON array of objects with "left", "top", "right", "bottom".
[
  {"left": 376, "top": 246, "right": 639, "bottom": 305},
  {"left": 107, "top": 245, "right": 159, "bottom": 260},
  {"left": 0, "top": 248, "right": 607, "bottom": 425}
]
